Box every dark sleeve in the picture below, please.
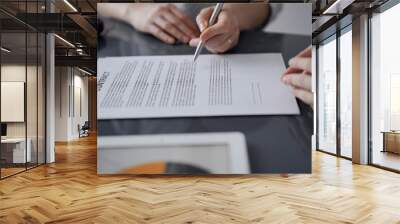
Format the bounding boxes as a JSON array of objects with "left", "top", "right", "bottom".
[{"left": 253, "top": 3, "right": 272, "bottom": 31}]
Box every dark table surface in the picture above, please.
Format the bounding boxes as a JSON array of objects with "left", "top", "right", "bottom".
[{"left": 98, "top": 18, "right": 313, "bottom": 173}]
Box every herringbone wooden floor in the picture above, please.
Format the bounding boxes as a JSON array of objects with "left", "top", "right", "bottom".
[{"left": 1, "top": 134, "right": 400, "bottom": 224}]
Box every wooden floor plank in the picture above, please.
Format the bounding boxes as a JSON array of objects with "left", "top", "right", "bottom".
[{"left": 0, "top": 134, "right": 400, "bottom": 223}]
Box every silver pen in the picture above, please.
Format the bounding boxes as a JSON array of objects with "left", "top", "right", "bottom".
[{"left": 193, "top": 3, "right": 224, "bottom": 62}]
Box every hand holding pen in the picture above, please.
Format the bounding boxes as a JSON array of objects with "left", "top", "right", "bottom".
[{"left": 190, "top": 3, "right": 240, "bottom": 58}]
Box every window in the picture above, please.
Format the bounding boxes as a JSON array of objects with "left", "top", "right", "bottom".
[
  {"left": 317, "top": 36, "right": 337, "bottom": 154},
  {"left": 339, "top": 28, "right": 352, "bottom": 158},
  {"left": 370, "top": 2, "right": 400, "bottom": 171}
]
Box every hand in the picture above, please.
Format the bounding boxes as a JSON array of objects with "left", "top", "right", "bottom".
[
  {"left": 281, "top": 47, "right": 313, "bottom": 108},
  {"left": 130, "top": 4, "right": 199, "bottom": 44},
  {"left": 189, "top": 7, "right": 240, "bottom": 53}
]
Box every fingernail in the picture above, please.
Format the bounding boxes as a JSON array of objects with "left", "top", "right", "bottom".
[
  {"left": 282, "top": 77, "right": 289, "bottom": 84},
  {"left": 190, "top": 39, "right": 198, "bottom": 47}
]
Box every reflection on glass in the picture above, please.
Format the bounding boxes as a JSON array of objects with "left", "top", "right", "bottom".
[
  {"left": 38, "top": 33, "right": 46, "bottom": 165},
  {"left": 340, "top": 30, "right": 352, "bottom": 158},
  {"left": 27, "top": 31, "right": 38, "bottom": 169},
  {"left": 318, "top": 37, "right": 337, "bottom": 154},
  {"left": 27, "top": 0, "right": 38, "bottom": 170},
  {"left": 371, "top": 3, "right": 400, "bottom": 171},
  {"left": 1, "top": 31, "right": 27, "bottom": 177},
  {"left": 0, "top": 1, "right": 46, "bottom": 179}
]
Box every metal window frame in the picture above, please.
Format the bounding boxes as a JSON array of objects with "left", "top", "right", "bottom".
[
  {"left": 0, "top": 0, "right": 47, "bottom": 180},
  {"left": 315, "top": 20, "right": 353, "bottom": 161},
  {"left": 315, "top": 33, "right": 340, "bottom": 156}
]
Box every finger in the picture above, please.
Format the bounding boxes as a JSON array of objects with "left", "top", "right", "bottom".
[
  {"left": 196, "top": 7, "right": 213, "bottom": 32},
  {"left": 200, "top": 14, "right": 229, "bottom": 42},
  {"left": 189, "top": 38, "right": 200, "bottom": 47},
  {"left": 282, "top": 73, "right": 311, "bottom": 90},
  {"left": 292, "top": 87, "right": 313, "bottom": 108},
  {"left": 163, "top": 12, "right": 196, "bottom": 39},
  {"left": 153, "top": 15, "right": 189, "bottom": 43},
  {"left": 205, "top": 34, "right": 233, "bottom": 53},
  {"left": 288, "top": 57, "right": 311, "bottom": 72},
  {"left": 148, "top": 23, "right": 175, "bottom": 44},
  {"left": 282, "top": 66, "right": 303, "bottom": 76},
  {"left": 204, "top": 34, "right": 227, "bottom": 49},
  {"left": 160, "top": 12, "right": 194, "bottom": 42},
  {"left": 296, "top": 46, "right": 312, "bottom": 57},
  {"left": 168, "top": 4, "right": 199, "bottom": 34},
  {"left": 189, "top": 34, "right": 231, "bottom": 49}
]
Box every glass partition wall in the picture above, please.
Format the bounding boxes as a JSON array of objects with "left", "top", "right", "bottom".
[
  {"left": 316, "top": 0, "right": 400, "bottom": 172},
  {"left": 317, "top": 35, "right": 337, "bottom": 155},
  {"left": 0, "top": 1, "right": 46, "bottom": 179},
  {"left": 370, "top": 2, "right": 400, "bottom": 172},
  {"left": 339, "top": 27, "right": 352, "bottom": 159},
  {"left": 0, "top": 30, "right": 28, "bottom": 177},
  {"left": 316, "top": 25, "right": 353, "bottom": 159}
]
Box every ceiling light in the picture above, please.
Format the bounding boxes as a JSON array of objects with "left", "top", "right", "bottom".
[
  {"left": 54, "top": 34, "right": 75, "bottom": 48},
  {"left": 323, "top": 0, "right": 354, "bottom": 15},
  {"left": 78, "top": 67, "right": 92, "bottom": 76},
  {"left": 63, "top": 0, "right": 78, "bottom": 12},
  {"left": 1, "top": 47, "right": 11, "bottom": 53}
]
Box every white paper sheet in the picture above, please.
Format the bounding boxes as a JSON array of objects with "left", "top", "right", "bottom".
[{"left": 98, "top": 53, "right": 299, "bottom": 119}]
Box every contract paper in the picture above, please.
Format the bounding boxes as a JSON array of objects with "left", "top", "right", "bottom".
[{"left": 98, "top": 53, "right": 299, "bottom": 119}]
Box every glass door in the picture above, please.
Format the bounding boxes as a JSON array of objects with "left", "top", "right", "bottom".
[{"left": 317, "top": 36, "right": 337, "bottom": 154}]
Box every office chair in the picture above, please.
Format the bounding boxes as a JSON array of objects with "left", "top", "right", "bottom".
[{"left": 79, "top": 121, "right": 90, "bottom": 138}]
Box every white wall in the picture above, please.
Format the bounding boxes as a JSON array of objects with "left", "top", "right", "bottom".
[
  {"left": 1, "top": 65, "right": 38, "bottom": 138},
  {"left": 1, "top": 65, "right": 26, "bottom": 133},
  {"left": 54, "top": 67, "right": 89, "bottom": 141},
  {"left": 55, "top": 67, "right": 70, "bottom": 141},
  {"left": 1, "top": 64, "right": 46, "bottom": 163},
  {"left": 71, "top": 74, "right": 89, "bottom": 138}
]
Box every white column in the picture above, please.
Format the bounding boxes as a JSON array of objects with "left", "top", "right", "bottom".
[
  {"left": 352, "top": 14, "right": 369, "bottom": 164},
  {"left": 46, "top": 33, "right": 55, "bottom": 163},
  {"left": 45, "top": 0, "right": 56, "bottom": 163},
  {"left": 312, "top": 45, "right": 317, "bottom": 150}
]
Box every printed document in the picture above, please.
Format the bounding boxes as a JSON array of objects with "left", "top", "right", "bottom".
[{"left": 98, "top": 53, "right": 299, "bottom": 119}]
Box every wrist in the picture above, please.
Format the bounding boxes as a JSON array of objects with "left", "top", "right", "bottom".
[
  {"left": 222, "top": 4, "right": 241, "bottom": 29},
  {"left": 124, "top": 5, "right": 138, "bottom": 28},
  {"left": 125, "top": 4, "right": 151, "bottom": 30},
  {"left": 221, "top": 5, "right": 240, "bottom": 30}
]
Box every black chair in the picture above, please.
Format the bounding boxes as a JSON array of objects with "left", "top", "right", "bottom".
[{"left": 79, "top": 121, "right": 90, "bottom": 138}]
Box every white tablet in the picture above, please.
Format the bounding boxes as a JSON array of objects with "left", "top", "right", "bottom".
[{"left": 98, "top": 132, "right": 250, "bottom": 174}]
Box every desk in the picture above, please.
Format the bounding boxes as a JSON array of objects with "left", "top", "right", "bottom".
[
  {"left": 382, "top": 131, "right": 400, "bottom": 154},
  {"left": 1, "top": 138, "right": 31, "bottom": 164},
  {"left": 97, "top": 18, "right": 313, "bottom": 173}
]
